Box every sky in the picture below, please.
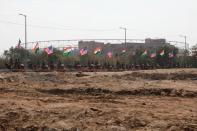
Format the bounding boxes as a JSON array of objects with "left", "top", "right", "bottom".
[{"left": 0, "top": 0, "right": 197, "bottom": 53}]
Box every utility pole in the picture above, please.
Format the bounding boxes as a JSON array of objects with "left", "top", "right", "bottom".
[
  {"left": 184, "top": 35, "right": 187, "bottom": 56},
  {"left": 180, "top": 35, "right": 188, "bottom": 67},
  {"left": 120, "top": 27, "right": 127, "bottom": 45},
  {"left": 19, "top": 14, "right": 27, "bottom": 49}
]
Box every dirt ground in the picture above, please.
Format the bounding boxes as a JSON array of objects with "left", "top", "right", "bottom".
[{"left": 0, "top": 69, "right": 197, "bottom": 131}]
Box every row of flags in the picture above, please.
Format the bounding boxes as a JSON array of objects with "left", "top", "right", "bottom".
[
  {"left": 48, "top": 45, "right": 174, "bottom": 58},
  {"left": 16, "top": 41, "right": 174, "bottom": 58},
  {"left": 140, "top": 49, "right": 174, "bottom": 58}
]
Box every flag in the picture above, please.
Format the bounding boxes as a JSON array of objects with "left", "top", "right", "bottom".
[
  {"left": 32, "top": 43, "right": 39, "bottom": 53},
  {"left": 16, "top": 39, "right": 21, "bottom": 48},
  {"left": 160, "top": 50, "right": 165, "bottom": 56},
  {"left": 94, "top": 47, "right": 102, "bottom": 55},
  {"left": 120, "top": 49, "right": 126, "bottom": 56},
  {"left": 122, "top": 49, "right": 126, "bottom": 53},
  {"left": 168, "top": 52, "right": 174, "bottom": 58},
  {"left": 63, "top": 47, "right": 74, "bottom": 56},
  {"left": 150, "top": 52, "right": 156, "bottom": 58},
  {"left": 80, "top": 47, "right": 88, "bottom": 56},
  {"left": 107, "top": 51, "right": 113, "bottom": 58},
  {"left": 44, "top": 45, "right": 53, "bottom": 55},
  {"left": 141, "top": 50, "right": 147, "bottom": 56}
]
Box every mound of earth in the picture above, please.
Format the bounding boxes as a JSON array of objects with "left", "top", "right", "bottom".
[
  {"left": 0, "top": 75, "right": 20, "bottom": 83},
  {"left": 117, "top": 71, "right": 197, "bottom": 80}
]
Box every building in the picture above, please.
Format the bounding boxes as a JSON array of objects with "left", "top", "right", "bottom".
[
  {"left": 78, "top": 41, "right": 104, "bottom": 54},
  {"left": 78, "top": 38, "right": 171, "bottom": 55}
]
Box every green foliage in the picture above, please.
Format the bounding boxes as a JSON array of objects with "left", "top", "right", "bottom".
[
  {"left": 4, "top": 47, "right": 30, "bottom": 63},
  {"left": 156, "top": 45, "right": 178, "bottom": 67},
  {"left": 1, "top": 44, "right": 196, "bottom": 69},
  {"left": 189, "top": 44, "right": 197, "bottom": 67},
  {"left": 0, "top": 56, "right": 5, "bottom": 69}
]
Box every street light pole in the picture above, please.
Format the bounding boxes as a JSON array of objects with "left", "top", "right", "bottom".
[
  {"left": 19, "top": 14, "right": 27, "bottom": 69},
  {"left": 180, "top": 35, "right": 187, "bottom": 56},
  {"left": 120, "top": 27, "right": 127, "bottom": 45},
  {"left": 180, "top": 35, "right": 189, "bottom": 67},
  {"left": 19, "top": 14, "right": 27, "bottom": 49}
]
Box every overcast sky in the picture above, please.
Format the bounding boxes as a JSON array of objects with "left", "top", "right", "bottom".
[{"left": 0, "top": 0, "right": 197, "bottom": 53}]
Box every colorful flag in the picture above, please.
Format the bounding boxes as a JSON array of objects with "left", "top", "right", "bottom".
[
  {"left": 80, "top": 47, "right": 88, "bottom": 56},
  {"left": 150, "top": 52, "right": 156, "bottom": 58},
  {"left": 122, "top": 49, "right": 126, "bottom": 53},
  {"left": 16, "top": 39, "right": 21, "bottom": 48},
  {"left": 107, "top": 51, "right": 113, "bottom": 58},
  {"left": 32, "top": 43, "right": 39, "bottom": 53},
  {"left": 141, "top": 50, "right": 147, "bottom": 56},
  {"left": 63, "top": 47, "right": 74, "bottom": 56},
  {"left": 168, "top": 52, "right": 174, "bottom": 58},
  {"left": 160, "top": 50, "right": 165, "bottom": 56},
  {"left": 44, "top": 45, "right": 53, "bottom": 55},
  {"left": 94, "top": 47, "right": 102, "bottom": 55},
  {"left": 120, "top": 49, "right": 126, "bottom": 56}
]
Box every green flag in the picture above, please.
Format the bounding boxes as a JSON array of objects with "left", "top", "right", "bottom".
[
  {"left": 94, "top": 47, "right": 102, "bottom": 55},
  {"left": 63, "top": 47, "right": 73, "bottom": 56}
]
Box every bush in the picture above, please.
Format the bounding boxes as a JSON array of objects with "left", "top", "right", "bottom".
[{"left": 0, "top": 56, "right": 5, "bottom": 69}]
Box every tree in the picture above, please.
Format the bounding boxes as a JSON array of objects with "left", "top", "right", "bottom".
[
  {"left": 190, "top": 44, "right": 197, "bottom": 67},
  {"left": 156, "top": 45, "right": 178, "bottom": 68},
  {"left": 0, "top": 56, "right": 5, "bottom": 69},
  {"left": 3, "top": 47, "right": 32, "bottom": 63}
]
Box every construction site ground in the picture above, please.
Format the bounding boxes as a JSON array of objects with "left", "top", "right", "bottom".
[{"left": 0, "top": 68, "right": 197, "bottom": 131}]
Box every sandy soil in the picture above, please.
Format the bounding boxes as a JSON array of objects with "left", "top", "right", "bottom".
[{"left": 0, "top": 69, "right": 197, "bottom": 131}]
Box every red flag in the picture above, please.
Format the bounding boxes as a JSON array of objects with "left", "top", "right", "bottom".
[
  {"left": 150, "top": 53, "right": 156, "bottom": 58},
  {"left": 44, "top": 45, "right": 53, "bottom": 55},
  {"left": 94, "top": 47, "right": 102, "bottom": 55},
  {"left": 160, "top": 50, "right": 165, "bottom": 56},
  {"left": 107, "top": 51, "right": 113, "bottom": 58},
  {"left": 168, "top": 53, "right": 174, "bottom": 58},
  {"left": 80, "top": 47, "right": 88, "bottom": 56}
]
